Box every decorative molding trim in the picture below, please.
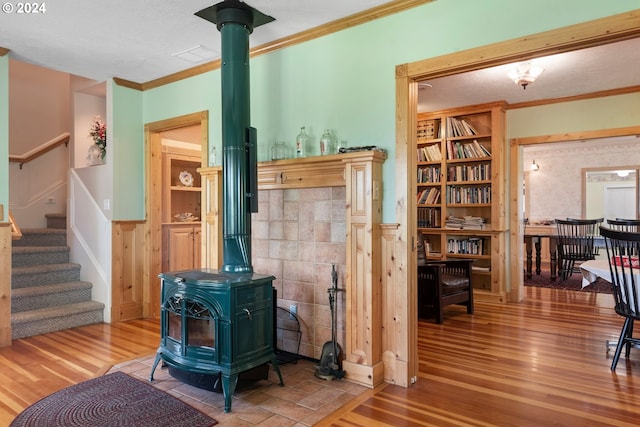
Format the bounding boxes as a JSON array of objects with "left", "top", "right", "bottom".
[
  {"left": 0, "top": 47, "right": 9, "bottom": 56},
  {"left": 511, "top": 125, "right": 640, "bottom": 146},
  {"left": 407, "top": 10, "right": 640, "bottom": 80},
  {"left": 509, "top": 85, "right": 640, "bottom": 109},
  {"left": 115, "top": 0, "right": 433, "bottom": 91}
]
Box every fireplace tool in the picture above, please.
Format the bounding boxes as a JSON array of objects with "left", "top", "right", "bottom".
[{"left": 316, "top": 265, "right": 346, "bottom": 380}]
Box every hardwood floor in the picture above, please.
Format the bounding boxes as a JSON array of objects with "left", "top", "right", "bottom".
[
  {"left": 319, "top": 287, "right": 639, "bottom": 427},
  {"left": 1, "top": 287, "right": 638, "bottom": 426},
  {"left": 0, "top": 318, "right": 160, "bottom": 426}
]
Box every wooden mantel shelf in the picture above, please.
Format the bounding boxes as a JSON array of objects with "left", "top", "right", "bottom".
[{"left": 258, "top": 150, "right": 387, "bottom": 190}]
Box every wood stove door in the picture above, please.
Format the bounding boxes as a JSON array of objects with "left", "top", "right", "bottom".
[{"left": 159, "top": 284, "right": 221, "bottom": 366}]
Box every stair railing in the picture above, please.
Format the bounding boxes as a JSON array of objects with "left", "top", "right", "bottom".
[
  {"left": 9, "top": 211, "right": 22, "bottom": 240},
  {"left": 9, "top": 132, "right": 70, "bottom": 169}
]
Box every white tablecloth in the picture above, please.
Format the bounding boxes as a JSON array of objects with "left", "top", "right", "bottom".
[
  {"left": 581, "top": 259, "right": 640, "bottom": 310},
  {"left": 580, "top": 259, "right": 612, "bottom": 288}
]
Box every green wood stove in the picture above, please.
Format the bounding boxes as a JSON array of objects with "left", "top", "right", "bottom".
[
  {"left": 150, "top": 1, "right": 285, "bottom": 414},
  {"left": 149, "top": 269, "right": 283, "bottom": 413}
]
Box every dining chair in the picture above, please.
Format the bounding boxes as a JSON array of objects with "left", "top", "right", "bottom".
[
  {"left": 607, "top": 218, "right": 640, "bottom": 232},
  {"left": 418, "top": 259, "right": 474, "bottom": 324},
  {"left": 600, "top": 226, "right": 640, "bottom": 371},
  {"left": 555, "top": 218, "right": 601, "bottom": 280}
]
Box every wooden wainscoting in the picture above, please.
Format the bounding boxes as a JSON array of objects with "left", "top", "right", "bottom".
[{"left": 111, "top": 220, "right": 146, "bottom": 322}]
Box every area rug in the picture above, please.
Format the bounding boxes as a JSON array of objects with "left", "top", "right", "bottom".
[
  {"left": 10, "top": 371, "right": 217, "bottom": 427},
  {"left": 524, "top": 269, "right": 612, "bottom": 294}
]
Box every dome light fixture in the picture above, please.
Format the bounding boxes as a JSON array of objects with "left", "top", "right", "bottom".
[
  {"left": 530, "top": 160, "right": 540, "bottom": 171},
  {"left": 507, "top": 62, "right": 545, "bottom": 90}
]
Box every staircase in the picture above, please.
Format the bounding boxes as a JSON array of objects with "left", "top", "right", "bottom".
[{"left": 11, "top": 213, "right": 105, "bottom": 340}]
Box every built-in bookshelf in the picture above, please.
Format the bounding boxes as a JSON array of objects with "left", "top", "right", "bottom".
[{"left": 416, "top": 102, "right": 507, "bottom": 303}]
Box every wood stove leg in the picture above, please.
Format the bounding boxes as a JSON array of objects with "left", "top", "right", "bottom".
[
  {"left": 149, "top": 351, "right": 162, "bottom": 382},
  {"left": 271, "top": 357, "right": 284, "bottom": 386},
  {"left": 221, "top": 373, "right": 239, "bottom": 413}
]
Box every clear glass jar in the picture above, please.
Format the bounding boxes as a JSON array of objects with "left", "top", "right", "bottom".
[
  {"left": 271, "top": 141, "right": 286, "bottom": 160},
  {"left": 320, "top": 129, "right": 333, "bottom": 155},
  {"left": 295, "top": 127, "right": 309, "bottom": 158}
]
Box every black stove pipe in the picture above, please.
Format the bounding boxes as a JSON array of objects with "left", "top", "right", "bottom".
[{"left": 196, "top": 1, "right": 274, "bottom": 273}]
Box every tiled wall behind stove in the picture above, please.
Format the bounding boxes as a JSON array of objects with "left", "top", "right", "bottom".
[{"left": 252, "top": 187, "right": 347, "bottom": 360}]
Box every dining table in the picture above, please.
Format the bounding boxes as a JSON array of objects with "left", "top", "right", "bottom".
[
  {"left": 579, "top": 258, "right": 640, "bottom": 351},
  {"left": 524, "top": 224, "right": 558, "bottom": 280},
  {"left": 579, "top": 259, "right": 613, "bottom": 288}
]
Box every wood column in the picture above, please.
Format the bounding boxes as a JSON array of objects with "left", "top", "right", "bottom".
[
  {"left": 199, "top": 166, "right": 223, "bottom": 269},
  {"left": 342, "top": 153, "right": 385, "bottom": 387}
]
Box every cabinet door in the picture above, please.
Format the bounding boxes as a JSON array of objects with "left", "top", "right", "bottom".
[{"left": 168, "top": 227, "right": 195, "bottom": 271}]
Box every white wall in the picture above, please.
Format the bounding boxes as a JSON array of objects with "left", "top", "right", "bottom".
[{"left": 523, "top": 138, "right": 639, "bottom": 223}]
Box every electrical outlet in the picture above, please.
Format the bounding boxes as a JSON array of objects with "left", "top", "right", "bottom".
[{"left": 289, "top": 304, "right": 297, "bottom": 320}]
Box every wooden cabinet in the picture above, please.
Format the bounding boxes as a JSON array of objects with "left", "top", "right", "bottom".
[
  {"left": 164, "top": 224, "right": 201, "bottom": 271},
  {"left": 416, "top": 102, "right": 507, "bottom": 303},
  {"left": 162, "top": 150, "right": 202, "bottom": 271}
]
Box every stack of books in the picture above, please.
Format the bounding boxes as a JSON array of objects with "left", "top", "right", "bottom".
[{"left": 445, "top": 215, "right": 486, "bottom": 229}]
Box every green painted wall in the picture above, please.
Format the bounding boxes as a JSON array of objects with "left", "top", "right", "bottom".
[
  {"left": 0, "top": 55, "right": 7, "bottom": 215},
  {"left": 112, "top": 82, "right": 144, "bottom": 219},
  {"left": 508, "top": 93, "right": 640, "bottom": 138},
  {"left": 140, "top": 0, "right": 639, "bottom": 222}
]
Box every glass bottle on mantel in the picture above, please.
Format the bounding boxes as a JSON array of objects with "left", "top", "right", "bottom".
[
  {"left": 295, "top": 126, "right": 309, "bottom": 158},
  {"left": 320, "top": 129, "right": 333, "bottom": 155}
]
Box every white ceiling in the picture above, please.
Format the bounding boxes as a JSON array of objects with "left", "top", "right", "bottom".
[{"left": 0, "top": 0, "right": 396, "bottom": 83}]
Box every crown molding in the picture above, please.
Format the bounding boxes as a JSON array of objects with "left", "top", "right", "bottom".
[{"left": 114, "top": 0, "right": 433, "bottom": 91}]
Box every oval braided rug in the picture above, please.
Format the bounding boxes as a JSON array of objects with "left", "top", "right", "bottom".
[{"left": 11, "top": 372, "right": 217, "bottom": 427}]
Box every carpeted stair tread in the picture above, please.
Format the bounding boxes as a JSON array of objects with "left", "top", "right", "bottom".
[
  {"left": 11, "top": 263, "right": 81, "bottom": 288},
  {"left": 10, "top": 222, "right": 104, "bottom": 339},
  {"left": 11, "top": 281, "right": 93, "bottom": 313},
  {"left": 12, "top": 245, "right": 70, "bottom": 267},
  {"left": 45, "top": 213, "right": 67, "bottom": 229},
  {"left": 12, "top": 228, "right": 67, "bottom": 247},
  {"left": 11, "top": 301, "right": 105, "bottom": 340}
]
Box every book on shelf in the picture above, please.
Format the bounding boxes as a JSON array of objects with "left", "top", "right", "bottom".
[
  {"left": 418, "top": 207, "right": 441, "bottom": 228},
  {"left": 446, "top": 140, "right": 490, "bottom": 160},
  {"left": 446, "top": 236, "right": 486, "bottom": 255},
  {"left": 417, "top": 187, "right": 441, "bottom": 205},
  {"left": 444, "top": 215, "right": 487, "bottom": 229},
  {"left": 446, "top": 117, "right": 478, "bottom": 138},
  {"left": 417, "top": 143, "right": 442, "bottom": 162},
  {"left": 418, "top": 166, "right": 441, "bottom": 183}
]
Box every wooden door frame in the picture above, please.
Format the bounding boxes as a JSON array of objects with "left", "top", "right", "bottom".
[
  {"left": 395, "top": 11, "right": 640, "bottom": 385},
  {"left": 143, "top": 111, "right": 208, "bottom": 318}
]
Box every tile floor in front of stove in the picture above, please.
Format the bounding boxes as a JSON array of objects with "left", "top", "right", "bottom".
[{"left": 109, "top": 355, "right": 369, "bottom": 426}]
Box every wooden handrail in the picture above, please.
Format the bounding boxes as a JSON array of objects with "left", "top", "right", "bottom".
[
  {"left": 9, "top": 132, "right": 70, "bottom": 169},
  {"left": 9, "top": 211, "right": 22, "bottom": 240}
]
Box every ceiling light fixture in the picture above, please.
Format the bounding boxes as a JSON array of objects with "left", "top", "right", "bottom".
[
  {"left": 616, "top": 170, "right": 631, "bottom": 177},
  {"left": 507, "top": 62, "right": 545, "bottom": 90},
  {"left": 530, "top": 160, "right": 540, "bottom": 171}
]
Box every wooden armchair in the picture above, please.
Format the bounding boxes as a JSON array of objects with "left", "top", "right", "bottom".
[{"left": 418, "top": 259, "right": 474, "bottom": 324}]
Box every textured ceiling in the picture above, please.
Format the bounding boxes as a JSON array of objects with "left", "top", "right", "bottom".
[{"left": 0, "top": 0, "right": 397, "bottom": 83}]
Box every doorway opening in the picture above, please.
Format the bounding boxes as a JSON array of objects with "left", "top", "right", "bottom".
[{"left": 144, "top": 111, "right": 208, "bottom": 318}]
